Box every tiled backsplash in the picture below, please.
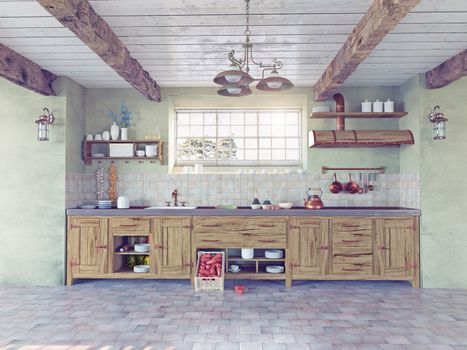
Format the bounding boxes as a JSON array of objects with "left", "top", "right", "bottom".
[{"left": 66, "top": 172, "right": 420, "bottom": 209}]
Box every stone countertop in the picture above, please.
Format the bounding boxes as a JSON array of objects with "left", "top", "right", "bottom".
[{"left": 66, "top": 206, "right": 420, "bottom": 217}]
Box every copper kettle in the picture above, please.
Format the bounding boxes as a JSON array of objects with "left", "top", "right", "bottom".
[{"left": 304, "top": 188, "right": 324, "bottom": 209}]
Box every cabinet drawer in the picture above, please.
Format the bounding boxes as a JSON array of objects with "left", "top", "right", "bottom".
[
  {"left": 71, "top": 217, "right": 101, "bottom": 227},
  {"left": 333, "top": 252, "right": 372, "bottom": 275},
  {"left": 332, "top": 218, "right": 372, "bottom": 232},
  {"left": 332, "top": 230, "right": 372, "bottom": 249},
  {"left": 194, "top": 232, "right": 286, "bottom": 248},
  {"left": 193, "top": 216, "right": 286, "bottom": 234},
  {"left": 110, "top": 217, "right": 150, "bottom": 232}
]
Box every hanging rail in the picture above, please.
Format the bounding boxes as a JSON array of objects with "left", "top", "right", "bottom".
[{"left": 321, "top": 166, "right": 385, "bottom": 174}]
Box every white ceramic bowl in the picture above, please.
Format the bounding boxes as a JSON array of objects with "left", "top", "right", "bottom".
[
  {"left": 266, "top": 265, "right": 285, "bottom": 274},
  {"left": 251, "top": 204, "right": 262, "bottom": 210},
  {"left": 278, "top": 202, "right": 293, "bottom": 209},
  {"left": 134, "top": 243, "right": 149, "bottom": 253},
  {"left": 265, "top": 250, "right": 284, "bottom": 259},
  {"left": 312, "top": 106, "right": 331, "bottom": 113},
  {"left": 133, "top": 265, "right": 150, "bottom": 273},
  {"left": 136, "top": 150, "right": 145, "bottom": 157},
  {"left": 261, "top": 204, "right": 271, "bottom": 210}
]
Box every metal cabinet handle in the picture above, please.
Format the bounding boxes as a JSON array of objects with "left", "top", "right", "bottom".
[
  {"left": 201, "top": 239, "right": 220, "bottom": 243},
  {"left": 342, "top": 268, "right": 362, "bottom": 272},
  {"left": 342, "top": 240, "right": 360, "bottom": 243}
]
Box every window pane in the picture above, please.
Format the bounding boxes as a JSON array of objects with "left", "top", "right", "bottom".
[
  {"left": 231, "top": 125, "right": 244, "bottom": 137},
  {"left": 204, "top": 125, "right": 216, "bottom": 137},
  {"left": 245, "top": 139, "right": 257, "bottom": 148},
  {"left": 218, "top": 113, "right": 230, "bottom": 125},
  {"left": 285, "top": 112, "right": 299, "bottom": 125},
  {"left": 191, "top": 125, "right": 203, "bottom": 137},
  {"left": 259, "top": 138, "right": 271, "bottom": 148},
  {"left": 177, "top": 125, "right": 190, "bottom": 138},
  {"left": 177, "top": 113, "right": 190, "bottom": 125},
  {"left": 175, "top": 109, "right": 301, "bottom": 166},
  {"left": 286, "top": 149, "right": 299, "bottom": 160},
  {"left": 204, "top": 113, "right": 216, "bottom": 125},
  {"left": 286, "top": 138, "right": 299, "bottom": 149},
  {"left": 271, "top": 112, "right": 285, "bottom": 125},
  {"left": 245, "top": 125, "right": 257, "bottom": 137},
  {"left": 259, "top": 126, "right": 271, "bottom": 137},
  {"left": 231, "top": 113, "right": 244, "bottom": 125},
  {"left": 245, "top": 113, "right": 257, "bottom": 124},
  {"left": 218, "top": 125, "right": 231, "bottom": 137},
  {"left": 244, "top": 149, "right": 257, "bottom": 160},
  {"left": 259, "top": 112, "right": 271, "bottom": 125},
  {"left": 191, "top": 113, "right": 203, "bottom": 125},
  {"left": 271, "top": 149, "right": 285, "bottom": 160},
  {"left": 285, "top": 125, "right": 298, "bottom": 136}
]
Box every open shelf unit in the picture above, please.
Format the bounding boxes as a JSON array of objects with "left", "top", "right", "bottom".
[
  {"left": 309, "top": 112, "right": 407, "bottom": 119},
  {"left": 111, "top": 234, "right": 151, "bottom": 275},
  {"left": 224, "top": 249, "right": 286, "bottom": 280},
  {"left": 82, "top": 140, "right": 163, "bottom": 165}
]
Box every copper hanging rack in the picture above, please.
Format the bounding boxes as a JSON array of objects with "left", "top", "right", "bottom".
[{"left": 321, "top": 166, "right": 385, "bottom": 174}]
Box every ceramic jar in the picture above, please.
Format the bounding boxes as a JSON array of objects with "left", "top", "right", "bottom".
[{"left": 110, "top": 122, "right": 119, "bottom": 140}]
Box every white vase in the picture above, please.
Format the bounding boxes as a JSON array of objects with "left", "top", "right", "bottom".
[
  {"left": 121, "top": 128, "right": 128, "bottom": 140},
  {"left": 110, "top": 122, "right": 119, "bottom": 140}
]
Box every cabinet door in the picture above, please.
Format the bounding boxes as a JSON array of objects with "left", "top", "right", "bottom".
[
  {"left": 68, "top": 217, "right": 109, "bottom": 276},
  {"left": 289, "top": 218, "right": 330, "bottom": 277},
  {"left": 152, "top": 217, "right": 191, "bottom": 276},
  {"left": 374, "top": 218, "right": 416, "bottom": 277}
]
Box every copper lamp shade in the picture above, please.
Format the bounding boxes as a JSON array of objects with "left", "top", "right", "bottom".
[
  {"left": 256, "top": 75, "right": 294, "bottom": 92},
  {"left": 217, "top": 85, "right": 252, "bottom": 97},
  {"left": 213, "top": 70, "right": 254, "bottom": 86}
]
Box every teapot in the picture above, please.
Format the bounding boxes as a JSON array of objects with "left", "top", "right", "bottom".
[{"left": 304, "top": 187, "right": 324, "bottom": 209}]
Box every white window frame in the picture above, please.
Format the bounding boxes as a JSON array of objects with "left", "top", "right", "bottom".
[{"left": 174, "top": 108, "right": 302, "bottom": 167}]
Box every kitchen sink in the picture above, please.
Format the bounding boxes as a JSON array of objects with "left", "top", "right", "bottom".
[{"left": 144, "top": 206, "right": 197, "bottom": 210}]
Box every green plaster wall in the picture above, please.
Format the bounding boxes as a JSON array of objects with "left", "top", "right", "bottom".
[
  {"left": 0, "top": 77, "right": 67, "bottom": 285},
  {"left": 84, "top": 85, "right": 401, "bottom": 174},
  {"left": 65, "top": 79, "right": 86, "bottom": 173},
  {"left": 399, "top": 74, "right": 467, "bottom": 288}
]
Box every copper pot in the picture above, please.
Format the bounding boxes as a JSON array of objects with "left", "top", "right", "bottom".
[
  {"left": 329, "top": 173, "right": 343, "bottom": 194},
  {"left": 345, "top": 174, "right": 360, "bottom": 194}
]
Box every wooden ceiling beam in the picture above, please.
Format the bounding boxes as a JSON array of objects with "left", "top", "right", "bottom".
[
  {"left": 313, "top": 0, "right": 421, "bottom": 101},
  {"left": 0, "top": 43, "right": 56, "bottom": 95},
  {"left": 425, "top": 49, "right": 467, "bottom": 89},
  {"left": 37, "top": 0, "right": 161, "bottom": 102}
]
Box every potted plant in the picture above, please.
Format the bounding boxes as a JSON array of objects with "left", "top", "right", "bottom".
[{"left": 108, "top": 100, "right": 133, "bottom": 140}]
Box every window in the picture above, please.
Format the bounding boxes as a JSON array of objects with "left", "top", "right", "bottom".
[{"left": 175, "top": 109, "right": 302, "bottom": 166}]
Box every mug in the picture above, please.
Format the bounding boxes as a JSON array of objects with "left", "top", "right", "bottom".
[
  {"left": 230, "top": 264, "right": 240, "bottom": 272},
  {"left": 94, "top": 133, "right": 102, "bottom": 141}
]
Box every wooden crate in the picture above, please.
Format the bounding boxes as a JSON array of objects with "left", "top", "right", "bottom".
[{"left": 194, "top": 251, "right": 225, "bottom": 292}]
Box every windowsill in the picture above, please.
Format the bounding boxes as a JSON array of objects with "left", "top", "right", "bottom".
[{"left": 170, "top": 166, "right": 305, "bottom": 175}]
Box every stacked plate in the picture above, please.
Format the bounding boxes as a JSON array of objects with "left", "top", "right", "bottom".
[{"left": 98, "top": 200, "right": 112, "bottom": 209}]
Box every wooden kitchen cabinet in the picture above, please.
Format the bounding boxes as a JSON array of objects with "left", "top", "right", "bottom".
[
  {"left": 331, "top": 217, "right": 373, "bottom": 276},
  {"left": 289, "top": 217, "right": 330, "bottom": 278},
  {"left": 152, "top": 217, "right": 192, "bottom": 277},
  {"left": 375, "top": 217, "right": 419, "bottom": 287},
  {"left": 67, "top": 217, "right": 109, "bottom": 285}
]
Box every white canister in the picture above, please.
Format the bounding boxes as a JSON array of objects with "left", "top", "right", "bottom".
[
  {"left": 384, "top": 99, "right": 394, "bottom": 112},
  {"left": 241, "top": 248, "right": 254, "bottom": 259},
  {"left": 145, "top": 145, "right": 157, "bottom": 157},
  {"left": 361, "top": 100, "right": 372, "bottom": 112},
  {"left": 373, "top": 99, "right": 383, "bottom": 113},
  {"left": 117, "top": 196, "right": 129, "bottom": 209},
  {"left": 102, "top": 130, "right": 110, "bottom": 141}
]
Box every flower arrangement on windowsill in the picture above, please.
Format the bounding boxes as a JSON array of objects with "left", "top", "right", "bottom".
[{"left": 108, "top": 100, "right": 133, "bottom": 140}]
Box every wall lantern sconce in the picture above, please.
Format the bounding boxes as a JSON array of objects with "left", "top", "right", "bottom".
[
  {"left": 35, "top": 107, "right": 55, "bottom": 141},
  {"left": 428, "top": 105, "right": 448, "bottom": 140}
]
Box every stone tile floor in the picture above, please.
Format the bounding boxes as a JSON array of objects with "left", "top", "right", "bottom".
[{"left": 0, "top": 279, "right": 467, "bottom": 350}]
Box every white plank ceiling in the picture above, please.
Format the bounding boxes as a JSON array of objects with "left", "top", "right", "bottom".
[{"left": 0, "top": 0, "right": 466, "bottom": 89}]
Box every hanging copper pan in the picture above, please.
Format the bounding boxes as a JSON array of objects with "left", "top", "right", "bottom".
[{"left": 329, "top": 173, "right": 343, "bottom": 194}]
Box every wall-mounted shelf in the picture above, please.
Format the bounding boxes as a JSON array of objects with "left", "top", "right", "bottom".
[
  {"left": 310, "top": 112, "right": 407, "bottom": 119},
  {"left": 82, "top": 140, "right": 163, "bottom": 165},
  {"left": 321, "top": 166, "right": 386, "bottom": 174}
]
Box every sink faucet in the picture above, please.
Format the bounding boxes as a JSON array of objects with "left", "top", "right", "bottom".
[{"left": 172, "top": 189, "right": 178, "bottom": 207}]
